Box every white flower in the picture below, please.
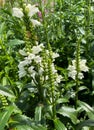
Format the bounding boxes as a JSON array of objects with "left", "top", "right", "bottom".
[
  {"left": 68, "top": 65, "right": 77, "bottom": 80},
  {"left": 72, "top": 60, "right": 76, "bottom": 66},
  {"left": 28, "top": 53, "right": 35, "bottom": 60},
  {"left": 56, "top": 75, "right": 63, "bottom": 83},
  {"left": 18, "top": 60, "right": 28, "bottom": 68},
  {"left": 34, "top": 56, "right": 42, "bottom": 63},
  {"left": 78, "top": 72, "right": 84, "bottom": 79},
  {"left": 68, "top": 69, "right": 77, "bottom": 80},
  {"left": 28, "top": 66, "right": 35, "bottom": 74},
  {"left": 18, "top": 68, "right": 27, "bottom": 78},
  {"left": 32, "top": 45, "right": 42, "bottom": 54},
  {"left": 19, "top": 49, "right": 27, "bottom": 56},
  {"left": 67, "top": 65, "right": 76, "bottom": 71},
  {"left": 79, "top": 59, "right": 89, "bottom": 72},
  {"left": 25, "top": 4, "right": 39, "bottom": 17},
  {"left": 68, "top": 59, "right": 89, "bottom": 80},
  {"left": 51, "top": 63, "right": 57, "bottom": 73},
  {"left": 31, "top": 19, "right": 41, "bottom": 26},
  {"left": 52, "top": 52, "right": 59, "bottom": 59},
  {"left": 12, "top": 7, "right": 24, "bottom": 18},
  {"left": 24, "top": 57, "right": 32, "bottom": 64}
]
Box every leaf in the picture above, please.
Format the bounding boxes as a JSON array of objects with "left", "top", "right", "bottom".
[
  {"left": 8, "top": 39, "right": 24, "bottom": 47},
  {"left": 57, "top": 106, "right": 77, "bottom": 124},
  {"left": 0, "top": 106, "right": 14, "bottom": 130},
  {"left": 0, "top": 22, "right": 6, "bottom": 34},
  {"left": 77, "top": 100, "right": 94, "bottom": 119},
  {"left": 0, "top": 85, "right": 15, "bottom": 98},
  {"left": 11, "top": 114, "right": 32, "bottom": 126},
  {"left": 15, "top": 125, "right": 34, "bottom": 130},
  {"left": 32, "top": 125, "right": 47, "bottom": 130},
  {"left": 78, "top": 27, "right": 85, "bottom": 35},
  {"left": 56, "top": 98, "right": 69, "bottom": 104},
  {"left": 54, "top": 118, "right": 67, "bottom": 130},
  {"left": 76, "top": 119, "right": 94, "bottom": 130},
  {"left": 78, "top": 86, "right": 88, "bottom": 92},
  {"left": 34, "top": 105, "right": 43, "bottom": 123}
]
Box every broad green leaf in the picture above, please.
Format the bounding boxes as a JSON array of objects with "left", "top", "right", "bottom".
[
  {"left": 0, "top": 106, "right": 14, "bottom": 130},
  {"left": 78, "top": 86, "right": 88, "bottom": 92},
  {"left": 78, "top": 27, "right": 85, "bottom": 35},
  {"left": 82, "top": 127, "right": 90, "bottom": 130},
  {"left": 56, "top": 98, "right": 69, "bottom": 104},
  {"left": 0, "top": 85, "right": 15, "bottom": 98},
  {"left": 11, "top": 114, "right": 32, "bottom": 126},
  {"left": 0, "top": 22, "right": 6, "bottom": 34},
  {"left": 57, "top": 106, "right": 77, "bottom": 124},
  {"left": 8, "top": 39, "right": 24, "bottom": 47},
  {"left": 76, "top": 119, "right": 94, "bottom": 130},
  {"left": 54, "top": 118, "right": 67, "bottom": 130},
  {"left": 77, "top": 100, "right": 94, "bottom": 119},
  {"left": 35, "top": 105, "right": 43, "bottom": 123},
  {"left": 32, "top": 125, "right": 47, "bottom": 130},
  {"left": 15, "top": 125, "right": 34, "bottom": 130}
]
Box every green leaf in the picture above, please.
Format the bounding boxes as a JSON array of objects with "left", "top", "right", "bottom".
[
  {"left": 54, "top": 118, "right": 67, "bottom": 130},
  {"left": 78, "top": 86, "right": 88, "bottom": 92},
  {"left": 0, "top": 85, "right": 15, "bottom": 98},
  {"left": 56, "top": 98, "right": 69, "bottom": 104},
  {"left": 0, "top": 106, "right": 14, "bottom": 130},
  {"left": 77, "top": 100, "right": 94, "bottom": 119},
  {"left": 8, "top": 39, "right": 24, "bottom": 47},
  {"left": 15, "top": 125, "right": 34, "bottom": 130},
  {"left": 32, "top": 125, "right": 47, "bottom": 130},
  {"left": 34, "top": 105, "right": 43, "bottom": 123},
  {"left": 57, "top": 106, "right": 77, "bottom": 124},
  {"left": 78, "top": 27, "right": 85, "bottom": 35},
  {"left": 0, "top": 22, "right": 6, "bottom": 34},
  {"left": 76, "top": 119, "right": 94, "bottom": 130},
  {"left": 11, "top": 114, "right": 32, "bottom": 126}
]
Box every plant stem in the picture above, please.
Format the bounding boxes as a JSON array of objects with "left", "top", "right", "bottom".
[
  {"left": 38, "top": 0, "right": 56, "bottom": 119},
  {"left": 75, "top": 39, "right": 80, "bottom": 109}
]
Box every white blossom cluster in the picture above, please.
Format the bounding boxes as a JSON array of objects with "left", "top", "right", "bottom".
[
  {"left": 12, "top": 4, "right": 41, "bottom": 26},
  {"left": 67, "top": 59, "right": 89, "bottom": 80},
  {"left": 18, "top": 43, "right": 62, "bottom": 85}
]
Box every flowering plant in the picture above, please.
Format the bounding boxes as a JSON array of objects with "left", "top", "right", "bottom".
[
  {"left": 12, "top": 3, "right": 41, "bottom": 26},
  {"left": 0, "top": 0, "right": 93, "bottom": 130},
  {"left": 68, "top": 59, "right": 89, "bottom": 80},
  {"left": 18, "top": 43, "right": 62, "bottom": 86}
]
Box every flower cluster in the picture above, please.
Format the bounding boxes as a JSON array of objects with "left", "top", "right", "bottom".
[
  {"left": 12, "top": 3, "right": 41, "bottom": 26},
  {"left": 68, "top": 59, "right": 89, "bottom": 80},
  {"left": 18, "top": 43, "right": 62, "bottom": 85}
]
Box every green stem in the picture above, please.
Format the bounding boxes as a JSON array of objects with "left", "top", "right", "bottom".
[
  {"left": 38, "top": 0, "right": 56, "bottom": 119},
  {"left": 75, "top": 39, "right": 80, "bottom": 109},
  {"left": 48, "top": 57, "right": 56, "bottom": 119}
]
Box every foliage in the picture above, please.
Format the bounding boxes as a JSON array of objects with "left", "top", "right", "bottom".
[{"left": 0, "top": 0, "right": 94, "bottom": 129}]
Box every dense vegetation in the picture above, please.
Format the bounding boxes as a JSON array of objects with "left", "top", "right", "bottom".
[{"left": 0, "top": 0, "right": 94, "bottom": 130}]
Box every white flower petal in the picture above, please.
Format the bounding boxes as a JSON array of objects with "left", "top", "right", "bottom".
[
  {"left": 34, "top": 56, "right": 42, "bottom": 63},
  {"left": 12, "top": 7, "right": 24, "bottom": 18},
  {"left": 32, "top": 45, "right": 42, "bottom": 54},
  {"left": 31, "top": 19, "right": 41, "bottom": 26},
  {"left": 19, "top": 49, "right": 27, "bottom": 56},
  {"left": 78, "top": 73, "right": 84, "bottom": 79},
  {"left": 52, "top": 52, "right": 59, "bottom": 59},
  {"left": 26, "top": 4, "right": 39, "bottom": 17}
]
